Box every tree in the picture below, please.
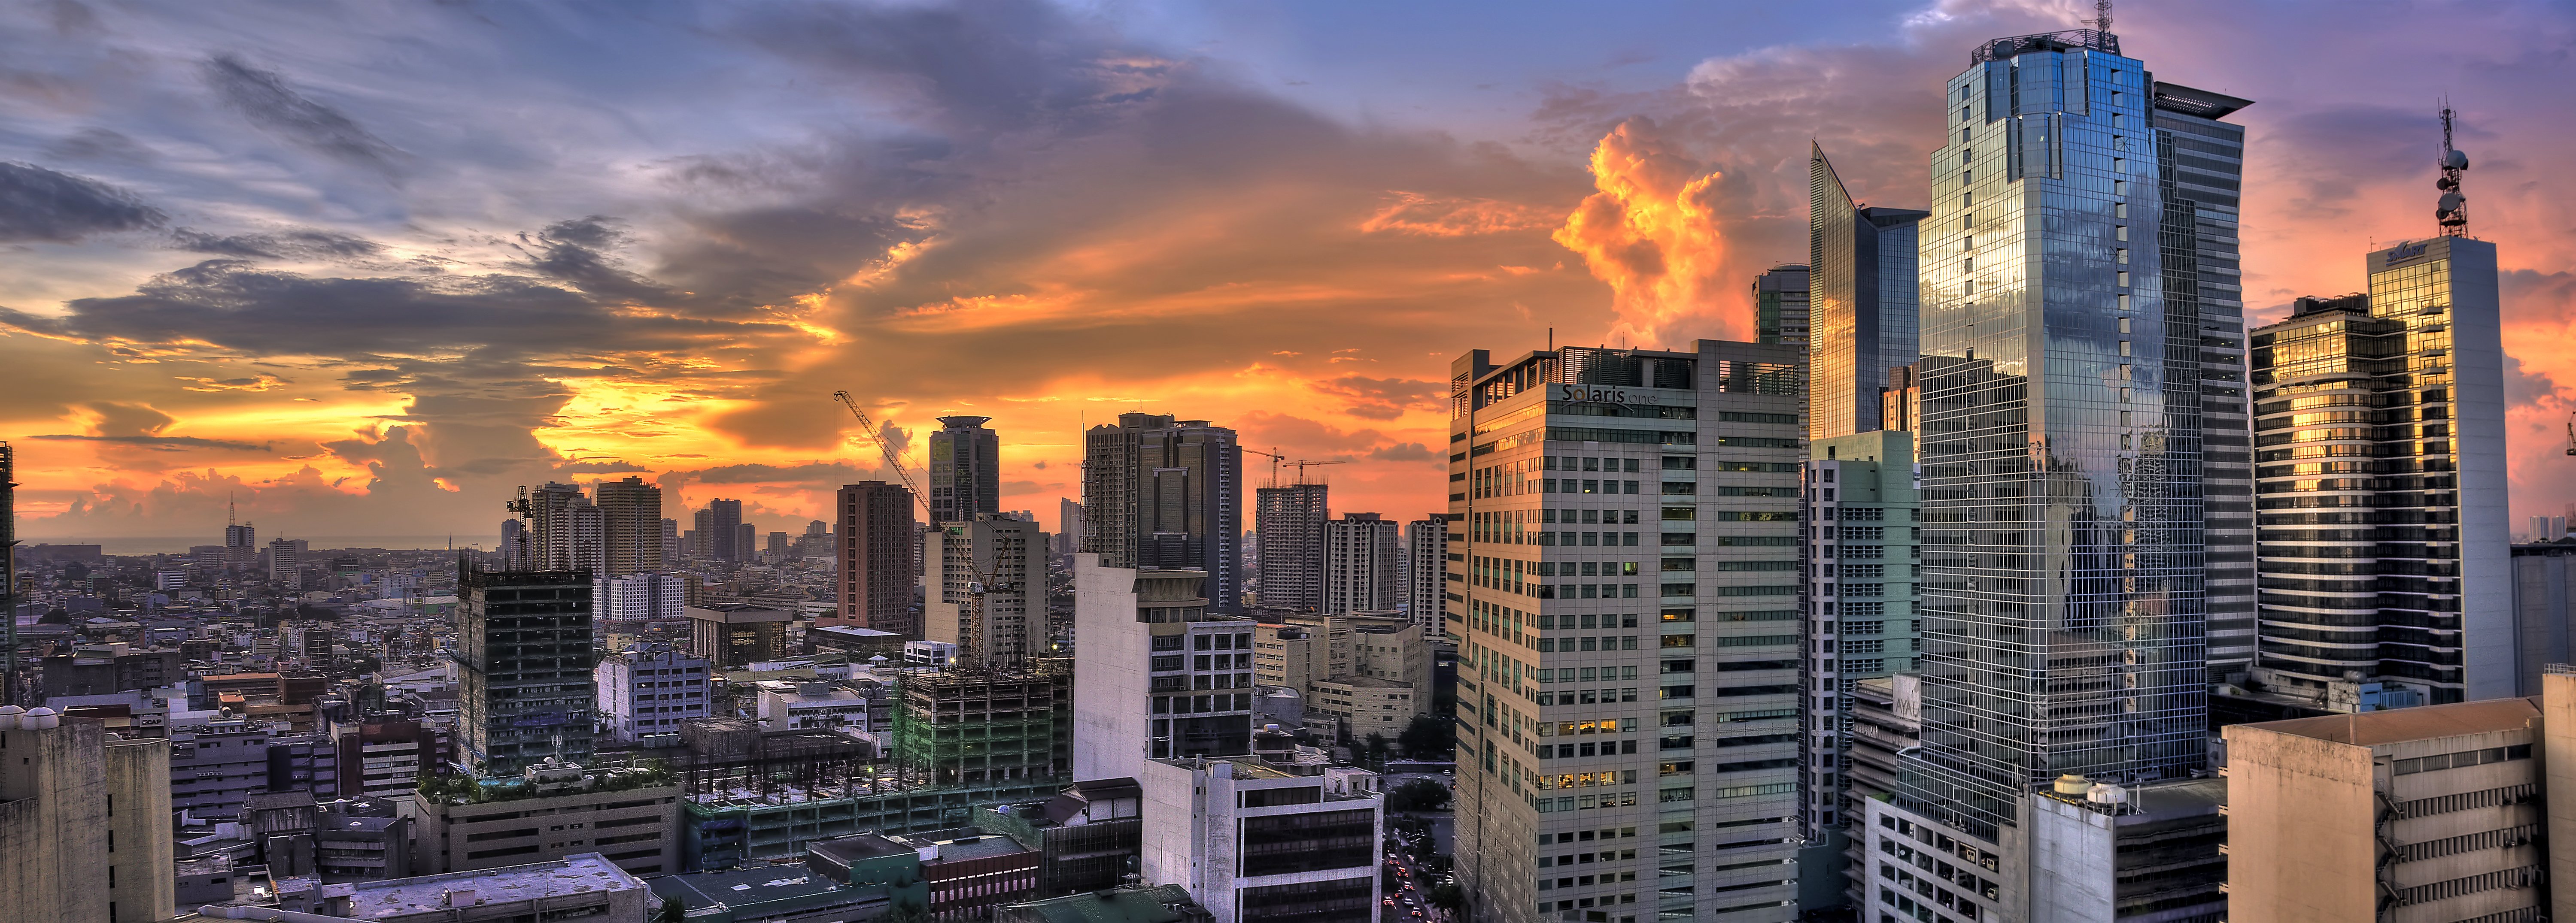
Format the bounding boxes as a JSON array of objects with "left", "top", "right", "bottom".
[
  {"left": 1398, "top": 714, "right": 1454, "bottom": 759},
  {"left": 1364, "top": 732, "right": 1391, "bottom": 769},
  {"left": 1429, "top": 882, "right": 1466, "bottom": 914},
  {"left": 1388, "top": 779, "right": 1451, "bottom": 813},
  {"left": 653, "top": 896, "right": 687, "bottom": 923}
]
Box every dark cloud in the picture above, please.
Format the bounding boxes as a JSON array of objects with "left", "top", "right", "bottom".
[
  {"left": 0, "top": 160, "right": 165, "bottom": 242},
  {"left": 42, "top": 127, "right": 153, "bottom": 164},
  {"left": 199, "top": 53, "right": 404, "bottom": 177},
  {"left": 1314, "top": 375, "right": 1443, "bottom": 420},
  {"left": 173, "top": 227, "right": 382, "bottom": 260},
  {"left": 30, "top": 433, "right": 273, "bottom": 452},
  {"left": 668, "top": 461, "right": 880, "bottom": 487},
  {"left": 1367, "top": 442, "right": 1439, "bottom": 463}
]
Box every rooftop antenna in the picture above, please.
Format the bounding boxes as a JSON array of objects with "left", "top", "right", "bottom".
[
  {"left": 2095, "top": 0, "right": 2112, "bottom": 32},
  {"left": 229, "top": 491, "right": 237, "bottom": 527},
  {"left": 2436, "top": 101, "right": 2470, "bottom": 236}
]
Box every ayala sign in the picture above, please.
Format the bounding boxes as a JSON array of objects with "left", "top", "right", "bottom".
[{"left": 2383, "top": 240, "right": 2432, "bottom": 265}]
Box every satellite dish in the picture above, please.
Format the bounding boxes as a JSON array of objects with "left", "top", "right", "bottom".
[
  {"left": 2436, "top": 176, "right": 2457, "bottom": 191},
  {"left": 2438, "top": 191, "right": 2465, "bottom": 212},
  {"left": 2442, "top": 149, "right": 2470, "bottom": 170}
]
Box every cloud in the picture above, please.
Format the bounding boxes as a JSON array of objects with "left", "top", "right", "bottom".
[
  {"left": 1312, "top": 375, "right": 1444, "bottom": 420},
  {"left": 1367, "top": 442, "right": 1439, "bottom": 463},
  {"left": 0, "top": 160, "right": 165, "bottom": 242},
  {"left": 173, "top": 227, "right": 382, "bottom": 261},
  {"left": 28, "top": 433, "right": 273, "bottom": 452},
  {"left": 199, "top": 53, "right": 404, "bottom": 177},
  {"left": 1552, "top": 118, "right": 1738, "bottom": 346},
  {"left": 41, "top": 127, "right": 153, "bottom": 164}
]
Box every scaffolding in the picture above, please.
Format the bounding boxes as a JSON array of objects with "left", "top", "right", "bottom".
[{"left": 891, "top": 669, "right": 1073, "bottom": 789}]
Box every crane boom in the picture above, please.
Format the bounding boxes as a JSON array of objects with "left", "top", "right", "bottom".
[
  {"left": 831, "top": 390, "right": 1008, "bottom": 672},
  {"left": 833, "top": 390, "right": 929, "bottom": 515}
]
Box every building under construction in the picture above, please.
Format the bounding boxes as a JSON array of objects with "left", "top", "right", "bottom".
[{"left": 892, "top": 668, "right": 1072, "bottom": 789}]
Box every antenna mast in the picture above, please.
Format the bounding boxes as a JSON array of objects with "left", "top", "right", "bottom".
[
  {"left": 2095, "top": 0, "right": 2112, "bottom": 32},
  {"left": 2436, "top": 102, "right": 2470, "bottom": 236}
]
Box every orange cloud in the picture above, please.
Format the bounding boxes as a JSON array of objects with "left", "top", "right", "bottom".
[{"left": 1552, "top": 117, "right": 1743, "bottom": 347}]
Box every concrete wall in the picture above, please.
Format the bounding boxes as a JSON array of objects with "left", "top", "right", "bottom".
[
  {"left": 0, "top": 719, "right": 171, "bottom": 923},
  {"left": 2026, "top": 796, "right": 2115, "bottom": 922},
  {"left": 2220, "top": 724, "right": 2379, "bottom": 922},
  {"left": 1073, "top": 556, "right": 1150, "bottom": 781},
  {"left": 2548, "top": 671, "right": 2576, "bottom": 923},
  {"left": 421, "top": 784, "right": 681, "bottom": 878}
]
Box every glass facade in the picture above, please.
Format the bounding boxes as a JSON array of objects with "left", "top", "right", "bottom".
[
  {"left": 1808, "top": 144, "right": 1928, "bottom": 442},
  {"left": 1900, "top": 32, "right": 2210, "bottom": 840},
  {"left": 1449, "top": 342, "right": 1805, "bottom": 923}
]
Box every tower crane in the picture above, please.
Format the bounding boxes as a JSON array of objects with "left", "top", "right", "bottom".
[
  {"left": 1242, "top": 446, "right": 1348, "bottom": 487},
  {"left": 833, "top": 390, "right": 1009, "bottom": 671}
]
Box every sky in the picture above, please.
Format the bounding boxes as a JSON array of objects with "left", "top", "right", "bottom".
[{"left": 4, "top": 0, "right": 2576, "bottom": 547}]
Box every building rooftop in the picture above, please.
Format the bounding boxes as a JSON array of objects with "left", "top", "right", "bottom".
[
  {"left": 2237, "top": 697, "right": 2542, "bottom": 747},
  {"left": 1002, "top": 884, "right": 1209, "bottom": 923},
  {"left": 648, "top": 866, "right": 851, "bottom": 911},
  {"left": 344, "top": 853, "right": 644, "bottom": 918}
]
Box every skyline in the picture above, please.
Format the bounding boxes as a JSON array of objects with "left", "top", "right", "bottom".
[{"left": 8, "top": 0, "right": 2576, "bottom": 544}]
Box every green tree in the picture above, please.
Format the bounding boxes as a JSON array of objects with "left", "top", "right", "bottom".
[
  {"left": 1429, "top": 882, "right": 1466, "bottom": 913},
  {"left": 1388, "top": 779, "right": 1451, "bottom": 813},
  {"left": 885, "top": 902, "right": 933, "bottom": 923},
  {"left": 1364, "top": 732, "right": 1391, "bottom": 769},
  {"left": 653, "top": 896, "right": 687, "bottom": 923},
  {"left": 1397, "top": 714, "right": 1453, "bottom": 759}
]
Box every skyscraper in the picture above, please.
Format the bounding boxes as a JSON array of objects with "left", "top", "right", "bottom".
[
  {"left": 926, "top": 514, "right": 1042, "bottom": 668},
  {"left": 2249, "top": 236, "right": 2509, "bottom": 708},
  {"left": 1255, "top": 482, "right": 1330, "bottom": 613},
  {"left": 1880, "top": 28, "right": 2225, "bottom": 920},
  {"left": 836, "top": 481, "right": 919, "bottom": 636},
  {"left": 1082, "top": 413, "right": 1244, "bottom": 613},
  {"left": 2152, "top": 82, "right": 2260, "bottom": 684},
  {"left": 594, "top": 476, "right": 663, "bottom": 577},
  {"left": 1, "top": 442, "right": 15, "bottom": 706},
  {"left": 516, "top": 482, "right": 603, "bottom": 572},
  {"left": 1752, "top": 263, "right": 1811, "bottom": 347},
  {"left": 1322, "top": 512, "right": 1400, "bottom": 614},
  {"left": 1405, "top": 515, "right": 1450, "bottom": 641},
  {"left": 1449, "top": 342, "right": 1807, "bottom": 923},
  {"left": 1795, "top": 430, "right": 1922, "bottom": 908},
  {"left": 660, "top": 517, "right": 680, "bottom": 569},
  {"left": 1057, "top": 498, "right": 1084, "bottom": 556},
  {"left": 457, "top": 563, "right": 596, "bottom": 772},
  {"left": 1807, "top": 145, "right": 1928, "bottom": 441},
  {"left": 707, "top": 498, "right": 744, "bottom": 562},
  {"left": 930, "top": 415, "right": 1002, "bottom": 525},
  {"left": 267, "top": 537, "right": 303, "bottom": 585}
]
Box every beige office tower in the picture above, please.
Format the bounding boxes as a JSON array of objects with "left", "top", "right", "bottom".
[
  {"left": 0, "top": 707, "right": 175, "bottom": 923},
  {"left": 594, "top": 476, "right": 663, "bottom": 577},
  {"left": 928, "top": 514, "right": 1042, "bottom": 668},
  {"left": 1449, "top": 341, "right": 1807, "bottom": 923}
]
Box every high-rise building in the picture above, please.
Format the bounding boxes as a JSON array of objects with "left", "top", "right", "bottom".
[
  {"left": 707, "top": 498, "right": 744, "bottom": 562},
  {"left": 1795, "top": 429, "right": 1922, "bottom": 906},
  {"left": 691, "top": 507, "right": 714, "bottom": 559},
  {"left": 1082, "top": 414, "right": 1244, "bottom": 614},
  {"left": 1448, "top": 341, "right": 1807, "bottom": 923},
  {"left": 1138, "top": 757, "right": 1383, "bottom": 923},
  {"left": 1404, "top": 515, "right": 1450, "bottom": 641},
  {"left": 1876, "top": 28, "right": 2233, "bottom": 920},
  {"left": 594, "top": 645, "right": 710, "bottom": 743},
  {"left": 1057, "top": 499, "right": 1084, "bottom": 556},
  {"left": 2150, "top": 82, "right": 2260, "bottom": 685},
  {"left": 1807, "top": 145, "right": 1928, "bottom": 441},
  {"left": 1880, "top": 363, "right": 1923, "bottom": 434},
  {"left": 2249, "top": 235, "right": 2509, "bottom": 709},
  {"left": 268, "top": 537, "right": 304, "bottom": 585},
  {"left": 595, "top": 572, "right": 686, "bottom": 621},
  {"left": 1070, "top": 559, "right": 1256, "bottom": 780},
  {"left": 224, "top": 496, "right": 257, "bottom": 569},
  {"left": 931, "top": 416, "right": 1002, "bottom": 525},
  {"left": 1322, "top": 512, "right": 1400, "bottom": 615},
  {"left": 734, "top": 522, "right": 757, "bottom": 566},
  {"left": 2512, "top": 543, "right": 2576, "bottom": 696},
  {"left": 0, "top": 706, "right": 175, "bottom": 923},
  {"left": 500, "top": 517, "right": 532, "bottom": 569},
  {"left": 1, "top": 442, "right": 15, "bottom": 706},
  {"left": 927, "top": 514, "right": 1042, "bottom": 668},
  {"left": 836, "top": 481, "right": 919, "bottom": 636},
  {"left": 1753, "top": 263, "right": 1812, "bottom": 347},
  {"left": 1255, "top": 483, "right": 1330, "bottom": 613},
  {"left": 662, "top": 517, "right": 680, "bottom": 569},
  {"left": 457, "top": 565, "right": 596, "bottom": 772},
  {"left": 594, "top": 476, "right": 662, "bottom": 577},
  {"left": 517, "top": 482, "right": 604, "bottom": 573}
]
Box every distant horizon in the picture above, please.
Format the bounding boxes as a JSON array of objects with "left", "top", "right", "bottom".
[{"left": 16, "top": 536, "right": 505, "bottom": 556}]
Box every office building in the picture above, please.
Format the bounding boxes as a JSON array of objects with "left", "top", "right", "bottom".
[
  {"left": 976, "top": 778, "right": 1147, "bottom": 898},
  {"left": 418, "top": 761, "right": 682, "bottom": 877},
  {"left": 595, "top": 572, "right": 685, "bottom": 622},
  {"left": 706, "top": 498, "right": 744, "bottom": 562},
  {"left": 225, "top": 505, "right": 258, "bottom": 569},
  {"left": 595, "top": 645, "right": 711, "bottom": 743},
  {"left": 1807, "top": 144, "right": 1928, "bottom": 441},
  {"left": 1903, "top": 28, "right": 2215, "bottom": 852},
  {"left": 927, "top": 514, "right": 1043, "bottom": 668},
  {"left": 269, "top": 537, "right": 304, "bottom": 585},
  {"left": 687, "top": 603, "right": 792, "bottom": 668},
  {"left": 2513, "top": 543, "right": 2576, "bottom": 697},
  {"left": 662, "top": 517, "right": 680, "bottom": 569},
  {"left": 1057, "top": 499, "right": 1084, "bottom": 556},
  {"left": 458, "top": 566, "right": 597, "bottom": 772},
  {"left": 932, "top": 415, "right": 1003, "bottom": 525},
  {"left": 333, "top": 715, "right": 453, "bottom": 801},
  {"left": 2151, "top": 82, "right": 2260, "bottom": 684},
  {"left": 2225, "top": 691, "right": 2549, "bottom": 923},
  {"left": 2249, "top": 236, "right": 2510, "bottom": 709},
  {"left": 1406, "top": 514, "right": 1450, "bottom": 640},
  {"left": 1256, "top": 482, "right": 1330, "bottom": 613},
  {"left": 754, "top": 680, "right": 873, "bottom": 732},
  {"left": 836, "top": 481, "right": 920, "bottom": 636},
  {"left": 500, "top": 518, "right": 531, "bottom": 571},
  {"left": 169, "top": 720, "right": 340, "bottom": 818},
  {"left": 1447, "top": 341, "right": 1808, "bottom": 923},
  {"left": 594, "top": 476, "right": 663, "bottom": 577},
  {"left": 0, "top": 706, "right": 175, "bottom": 923},
  {"left": 1139, "top": 757, "right": 1382, "bottom": 923},
  {"left": 691, "top": 507, "right": 713, "bottom": 558},
  {"left": 1836, "top": 674, "right": 1921, "bottom": 909},
  {"left": 1070, "top": 559, "right": 1257, "bottom": 780},
  {"left": 512, "top": 481, "right": 604, "bottom": 574},
  {"left": 1323, "top": 512, "right": 1400, "bottom": 615},
  {"left": 1254, "top": 614, "right": 1431, "bottom": 743},
  {"left": 1796, "top": 429, "right": 1922, "bottom": 904},
  {"left": 1753, "top": 263, "right": 1811, "bottom": 347},
  {"left": 1082, "top": 414, "right": 1245, "bottom": 614}
]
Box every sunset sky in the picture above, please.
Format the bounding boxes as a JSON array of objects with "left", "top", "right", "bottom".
[{"left": 5, "top": 0, "right": 2575, "bottom": 548}]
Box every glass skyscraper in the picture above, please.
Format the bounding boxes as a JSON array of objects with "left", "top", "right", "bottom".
[
  {"left": 1808, "top": 144, "right": 1929, "bottom": 442},
  {"left": 1901, "top": 29, "right": 2211, "bottom": 841}
]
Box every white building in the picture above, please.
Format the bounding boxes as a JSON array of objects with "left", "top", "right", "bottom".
[
  {"left": 593, "top": 646, "right": 710, "bottom": 743},
  {"left": 754, "top": 681, "right": 872, "bottom": 733},
  {"left": 1139, "top": 757, "right": 1382, "bottom": 923},
  {"left": 595, "top": 572, "right": 686, "bottom": 622},
  {"left": 1321, "top": 513, "right": 1399, "bottom": 615},
  {"left": 1403, "top": 516, "right": 1447, "bottom": 640},
  {"left": 1071, "top": 555, "right": 1259, "bottom": 781},
  {"left": 925, "top": 514, "right": 1042, "bottom": 669}
]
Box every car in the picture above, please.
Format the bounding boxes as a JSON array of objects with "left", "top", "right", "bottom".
[{"left": 1383, "top": 897, "right": 1396, "bottom": 907}]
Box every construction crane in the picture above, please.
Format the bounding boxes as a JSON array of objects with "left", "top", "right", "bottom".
[
  {"left": 1285, "top": 458, "right": 1348, "bottom": 484},
  {"left": 832, "top": 390, "right": 1009, "bottom": 671},
  {"left": 1242, "top": 446, "right": 1348, "bottom": 487},
  {"left": 2565, "top": 414, "right": 2574, "bottom": 456}
]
